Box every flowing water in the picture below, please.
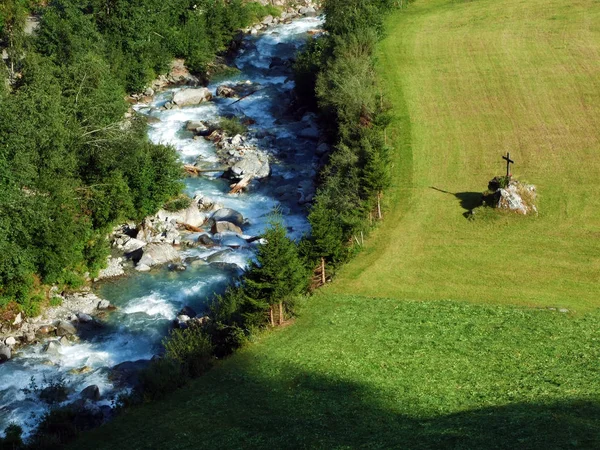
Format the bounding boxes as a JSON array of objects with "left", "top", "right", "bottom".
[{"left": 0, "top": 16, "right": 323, "bottom": 436}]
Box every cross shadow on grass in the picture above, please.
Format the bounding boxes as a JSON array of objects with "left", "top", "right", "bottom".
[
  {"left": 73, "top": 363, "right": 600, "bottom": 450},
  {"left": 431, "top": 187, "right": 483, "bottom": 218}
]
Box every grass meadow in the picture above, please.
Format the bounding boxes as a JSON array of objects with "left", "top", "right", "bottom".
[
  {"left": 72, "top": 295, "right": 600, "bottom": 449},
  {"left": 327, "top": 0, "right": 600, "bottom": 312}
]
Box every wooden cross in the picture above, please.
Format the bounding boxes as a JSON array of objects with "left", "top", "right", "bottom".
[{"left": 502, "top": 152, "right": 514, "bottom": 177}]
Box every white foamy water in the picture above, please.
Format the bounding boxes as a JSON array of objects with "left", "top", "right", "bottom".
[
  {"left": 122, "top": 293, "right": 178, "bottom": 320},
  {"left": 0, "top": 15, "right": 324, "bottom": 438}
]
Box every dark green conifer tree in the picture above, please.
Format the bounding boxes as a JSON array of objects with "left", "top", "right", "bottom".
[{"left": 245, "top": 215, "right": 307, "bottom": 326}]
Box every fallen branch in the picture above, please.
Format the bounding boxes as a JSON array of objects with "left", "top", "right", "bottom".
[
  {"left": 184, "top": 164, "right": 227, "bottom": 175},
  {"left": 229, "top": 174, "right": 253, "bottom": 194},
  {"left": 179, "top": 222, "right": 203, "bottom": 232},
  {"left": 228, "top": 87, "right": 269, "bottom": 105}
]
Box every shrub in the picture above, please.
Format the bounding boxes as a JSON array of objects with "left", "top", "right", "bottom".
[
  {"left": 29, "top": 408, "right": 78, "bottom": 450},
  {"left": 163, "top": 195, "right": 193, "bottom": 212},
  {"left": 243, "top": 2, "right": 282, "bottom": 24},
  {"left": 0, "top": 423, "right": 24, "bottom": 450},
  {"left": 163, "top": 325, "right": 214, "bottom": 378},
  {"left": 219, "top": 117, "right": 248, "bottom": 136},
  {"left": 48, "top": 296, "right": 62, "bottom": 307},
  {"left": 139, "top": 358, "right": 187, "bottom": 401},
  {"left": 293, "top": 36, "right": 330, "bottom": 107}
]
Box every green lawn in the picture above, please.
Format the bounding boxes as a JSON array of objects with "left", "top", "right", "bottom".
[
  {"left": 72, "top": 295, "right": 600, "bottom": 449},
  {"left": 327, "top": 0, "right": 600, "bottom": 312},
  {"left": 69, "top": 1, "right": 600, "bottom": 448}
]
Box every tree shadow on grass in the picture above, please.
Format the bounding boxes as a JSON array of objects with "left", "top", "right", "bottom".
[
  {"left": 75, "top": 363, "right": 600, "bottom": 450},
  {"left": 431, "top": 187, "right": 483, "bottom": 218}
]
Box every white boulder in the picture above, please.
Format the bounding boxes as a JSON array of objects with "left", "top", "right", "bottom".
[{"left": 172, "top": 88, "right": 212, "bottom": 106}]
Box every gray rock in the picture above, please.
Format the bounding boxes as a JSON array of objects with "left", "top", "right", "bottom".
[
  {"left": 58, "top": 336, "right": 71, "bottom": 347},
  {"left": 262, "top": 14, "right": 274, "bottom": 25},
  {"left": 96, "top": 257, "right": 125, "bottom": 280},
  {"left": 210, "top": 208, "right": 245, "bottom": 227},
  {"left": 228, "top": 152, "right": 270, "bottom": 180},
  {"left": 216, "top": 85, "right": 236, "bottom": 98},
  {"left": 186, "top": 120, "right": 204, "bottom": 131},
  {"left": 109, "top": 359, "right": 151, "bottom": 388},
  {"left": 168, "top": 263, "right": 187, "bottom": 272},
  {"left": 299, "top": 6, "right": 317, "bottom": 17},
  {"left": 176, "top": 315, "right": 191, "bottom": 323},
  {"left": 80, "top": 385, "right": 101, "bottom": 401},
  {"left": 43, "top": 341, "right": 61, "bottom": 355},
  {"left": 495, "top": 180, "right": 537, "bottom": 215},
  {"left": 137, "top": 243, "right": 180, "bottom": 269},
  {"left": 197, "top": 234, "right": 217, "bottom": 247},
  {"left": 186, "top": 120, "right": 212, "bottom": 135},
  {"left": 56, "top": 320, "right": 77, "bottom": 336},
  {"left": 36, "top": 325, "right": 56, "bottom": 336},
  {"left": 210, "top": 261, "right": 243, "bottom": 272},
  {"left": 0, "top": 345, "right": 11, "bottom": 362},
  {"left": 12, "top": 312, "right": 22, "bottom": 326},
  {"left": 155, "top": 204, "right": 205, "bottom": 228},
  {"left": 206, "top": 249, "right": 234, "bottom": 263},
  {"left": 299, "top": 125, "right": 319, "bottom": 140},
  {"left": 270, "top": 57, "right": 286, "bottom": 68},
  {"left": 187, "top": 258, "right": 208, "bottom": 268},
  {"left": 5, "top": 337, "right": 17, "bottom": 347},
  {"left": 77, "top": 313, "right": 93, "bottom": 323},
  {"left": 178, "top": 306, "right": 197, "bottom": 318},
  {"left": 316, "top": 142, "right": 329, "bottom": 156},
  {"left": 97, "top": 300, "right": 111, "bottom": 310},
  {"left": 144, "top": 87, "right": 155, "bottom": 97},
  {"left": 172, "top": 88, "right": 212, "bottom": 106},
  {"left": 211, "top": 221, "right": 243, "bottom": 235},
  {"left": 136, "top": 264, "right": 151, "bottom": 272},
  {"left": 559, "top": 308, "right": 569, "bottom": 313},
  {"left": 122, "top": 238, "right": 147, "bottom": 254},
  {"left": 230, "top": 134, "right": 244, "bottom": 147}
]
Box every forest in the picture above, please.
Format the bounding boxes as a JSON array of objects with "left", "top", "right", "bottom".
[{"left": 0, "top": 0, "right": 279, "bottom": 316}]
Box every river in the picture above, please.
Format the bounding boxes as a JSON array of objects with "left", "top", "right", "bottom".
[{"left": 0, "top": 16, "right": 323, "bottom": 436}]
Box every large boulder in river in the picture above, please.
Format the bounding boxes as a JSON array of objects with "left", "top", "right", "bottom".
[
  {"left": 216, "top": 85, "right": 236, "bottom": 98},
  {"left": 136, "top": 243, "right": 180, "bottom": 270},
  {"left": 209, "top": 208, "right": 245, "bottom": 227},
  {"left": 211, "top": 221, "right": 243, "bottom": 235},
  {"left": 186, "top": 120, "right": 214, "bottom": 136},
  {"left": 299, "top": 6, "right": 317, "bottom": 17},
  {"left": 80, "top": 385, "right": 101, "bottom": 401},
  {"left": 228, "top": 151, "right": 270, "bottom": 180},
  {"left": 122, "top": 238, "right": 147, "bottom": 254},
  {"left": 43, "top": 340, "right": 61, "bottom": 355},
  {"left": 197, "top": 234, "right": 217, "bottom": 247},
  {"left": 109, "top": 359, "right": 151, "bottom": 388},
  {"left": 172, "top": 88, "right": 212, "bottom": 106},
  {"left": 299, "top": 125, "right": 319, "bottom": 140},
  {"left": 56, "top": 320, "right": 77, "bottom": 336},
  {"left": 156, "top": 204, "right": 206, "bottom": 228}
]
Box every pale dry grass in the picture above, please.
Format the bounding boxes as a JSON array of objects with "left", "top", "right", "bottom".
[{"left": 327, "top": 0, "right": 600, "bottom": 311}]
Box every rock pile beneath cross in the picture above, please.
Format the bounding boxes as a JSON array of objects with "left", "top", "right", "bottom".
[{"left": 484, "top": 177, "right": 537, "bottom": 215}]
